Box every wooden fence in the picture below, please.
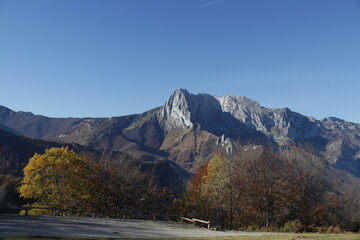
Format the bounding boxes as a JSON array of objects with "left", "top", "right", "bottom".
[{"left": 180, "top": 216, "right": 211, "bottom": 230}]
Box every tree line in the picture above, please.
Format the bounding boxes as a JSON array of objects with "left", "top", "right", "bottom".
[
  {"left": 17, "top": 147, "right": 173, "bottom": 217},
  {"left": 3, "top": 146, "right": 360, "bottom": 232},
  {"left": 173, "top": 146, "right": 360, "bottom": 232}
]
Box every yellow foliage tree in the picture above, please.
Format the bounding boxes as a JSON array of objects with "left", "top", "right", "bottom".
[
  {"left": 201, "top": 155, "right": 230, "bottom": 199},
  {"left": 200, "top": 155, "right": 232, "bottom": 229},
  {"left": 18, "top": 147, "right": 91, "bottom": 213}
]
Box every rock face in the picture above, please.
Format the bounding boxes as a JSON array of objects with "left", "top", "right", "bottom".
[
  {"left": 160, "top": 89, "right": 193, "bottom": 131},
  {"left": 1, "top": 89, "right": 360, "bottom": 176},
  {"left": 218, "top": 95, "right": 321, "bottom": 142},
  {"left": 158, "top": 89, "right": 322, "bottom": 144}
]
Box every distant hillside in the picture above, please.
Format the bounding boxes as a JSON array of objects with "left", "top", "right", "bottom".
[
  {"left": 0, "top": 129, "right": 65, "bottom": 176},
  {"left": 0, "top": 123, "right": 18, "bottom": 134},
  {"left": 0, "top": 128, "right": 189, "bottom": 190},
  {"left": 0, "top": 105, "right": 83, "bottom": 139}
]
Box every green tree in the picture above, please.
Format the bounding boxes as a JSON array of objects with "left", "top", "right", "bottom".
[{"left": 18, "top": 147, "right": 91, "bottom": 213}]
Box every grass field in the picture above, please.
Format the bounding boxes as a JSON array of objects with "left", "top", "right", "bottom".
[{"left": 1, "top": 234, "right": 360, "bottom": 240}]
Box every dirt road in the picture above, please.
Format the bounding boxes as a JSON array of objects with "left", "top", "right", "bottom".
[{"left": 0, "top": 214, "right": 283, "bottom": 238}]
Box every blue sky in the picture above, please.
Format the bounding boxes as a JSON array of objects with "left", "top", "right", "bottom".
[{"left": 0, "top": 0, "right": 359, "bottom": 123}]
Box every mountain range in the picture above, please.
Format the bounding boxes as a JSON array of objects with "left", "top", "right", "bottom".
[{"left": 1, "top": 88, "right": 360, "bottom": 177}]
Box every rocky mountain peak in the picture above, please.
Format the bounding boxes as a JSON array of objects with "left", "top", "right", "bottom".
[
  {"left": 159, "top": 89, "right": 193, "bottom": 131},
  {"left": 157, "top": 90, "right": 324, "bottom": 143}
]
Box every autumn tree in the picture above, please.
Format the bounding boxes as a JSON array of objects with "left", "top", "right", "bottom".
[
  {"left": 233, "top": 147, "right": 286, "bottom": 227},
  {"left": 277, "top": 147, "right": 345, "bottom": 229},
  {"left": 201, "top": 155, "right": 233, "bottom": 229},
  {"left": 180, "top": 145, "right": 360, "bottom": 231},
  {"left": 85, "top": 155, "right": 158, "bottom": 216},
  {"left": 172, "top": 161, "right": 208, "bottom": 218},
  {"left": 178, "top": 155, "right": 244, "bottom": 229},
  {"left": 188, "top": 162, "right": 208, "bottom": 201},
  {"left": 18, "top": 147, "right": 91, "bottom": 213},
  {"left": 232, "top": 146, "right": 337, "bottom": 228},
  {"left": 180, "top": 155, "right": 239, "bottom": 229}
]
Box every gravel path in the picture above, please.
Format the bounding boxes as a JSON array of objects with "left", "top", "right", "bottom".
[{"left": 0, "top": 214, "right": 283, "bottom": 238}]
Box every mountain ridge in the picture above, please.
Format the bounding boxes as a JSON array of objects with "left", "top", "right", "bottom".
[{"left": 1, "top": 89, "right": 359, "bottom": 176}]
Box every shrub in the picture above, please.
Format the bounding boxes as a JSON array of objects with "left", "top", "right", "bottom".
[
  {"left": 327, "top": 225, "right": 343, "bottom": 234},
  {"left": 260, "top": 226, "right": 279, "bottom": 232},
  {"left": 316, "top": 225, "right": 329, "bottom": 233},
  {"left": 246, "top": 225, "right": 259, "bottom": 231},
  {"left": 306, "top": 224, "right": 317, "bottom": 232},
  {"left": 293, "top": 219, "right": 305, "bottom": 232},
  {"left": 282, "top": 219, "right": 305, "bottom": 232},
  {"left": 282, "top": 221, "right": 296, "bottom": 232}
]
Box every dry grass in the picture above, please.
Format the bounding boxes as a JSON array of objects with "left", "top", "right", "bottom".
[
  {"left": 1, "top": 233, "right": 360, "bottom": 240},
  {"left": 209, "top": 233, "right": 360, "bottom": 240}
]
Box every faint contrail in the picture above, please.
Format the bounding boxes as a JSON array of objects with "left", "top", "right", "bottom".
[{"left": 202, "top": 0, "right": 224, "bottom": 7}]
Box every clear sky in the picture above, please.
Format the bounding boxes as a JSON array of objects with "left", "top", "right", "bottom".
[{"left": 0, "top": 0, "right": 359, "bottom": 123}]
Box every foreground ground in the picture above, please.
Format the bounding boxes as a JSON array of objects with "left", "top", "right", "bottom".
[
  {"left": 0, "top": 215, "right": 358, "bottom": 239},
  {"left": 1, "top": 234, "right": 360, "bottom": 240},
  {"left": 0, "top": 214, "right": 281, "bottom": 238}
]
